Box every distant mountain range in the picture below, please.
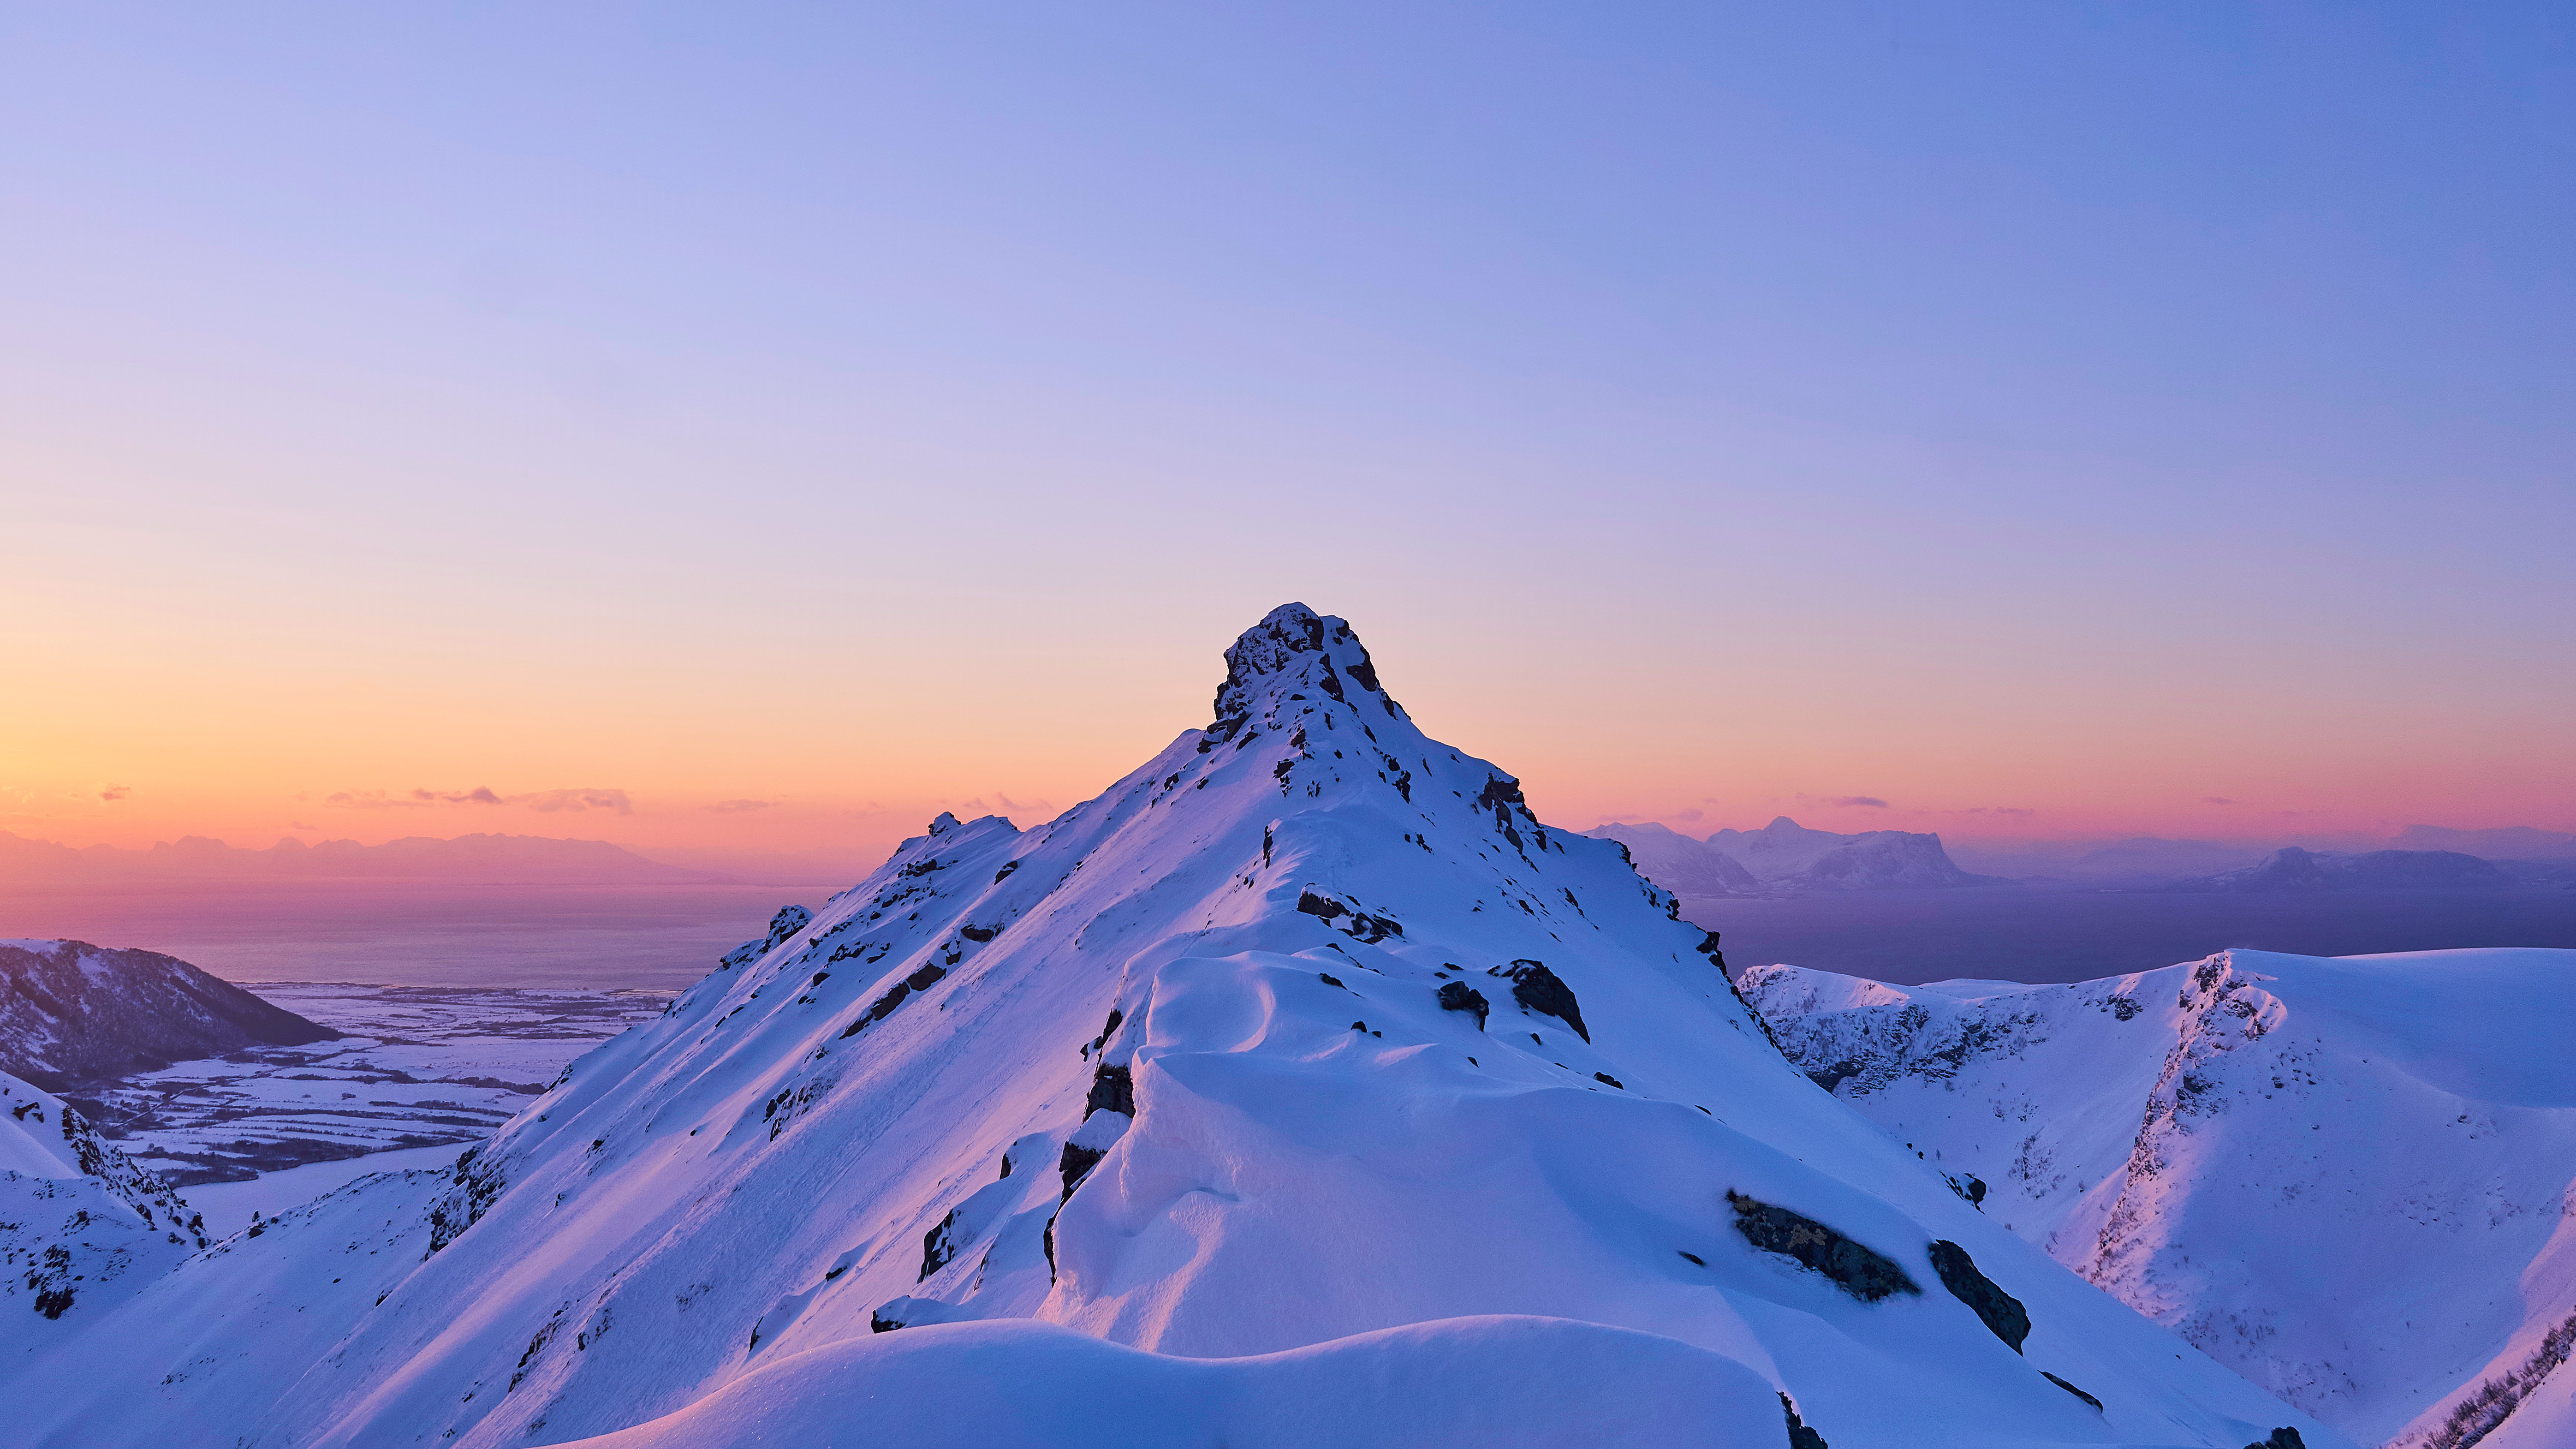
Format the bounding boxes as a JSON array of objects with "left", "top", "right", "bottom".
[
  {"left": 0, "top": 830, "right": 733, "bottom": 884},
  {"left": 1588, "top": 817, "right": 1997, "bottom": 895},
  {"left": 1592, "top": 822, "right": 2576, "bottom": 899},
  {"left": 1949, "top": 827, "right": 2576, "bottom": 885},
  {"left": 2173, "top": 846, "right": 2512, "bottom": 893}
]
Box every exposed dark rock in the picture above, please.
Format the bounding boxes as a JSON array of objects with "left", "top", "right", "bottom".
[
  {"left": 1805, "top": 1061, "right": 1865, "bottom": 1094},
  {"left": 425, "top": 1145, "right": 506, "bottom": 1255},
  {"left": 959, "top": 924, "right": 998, "bottom": 942},
  {"left": 2043, "top": 1372, "right": 2103, "bottom": 1411},
  {"left": 2244, "top": 1431, "right": 2306, "bottom": 1449},
  {"left": 992, "top": 860, "right": 1019, "bottom": 882},
  {"left": 1318, "top": 972, "right": 1346, "bottom": 989},
  {"left": 1726, "top": 1190, "right": 1921, "bottom": 1302},
  {"left": 1435, "top": 980, "right": 1489, "bottom": 1029},
  {"left": 1779, "top": 1393, "right": 1829, "bottom": 1449},
  {"left": 1594, "top": 1072, "right": 1624, "bottom": 1088},
  {"left": 1295, "top": 889, "right": 1403, "bottom": 942},
  {"left": 920, "top": 1209, "right": 960, "bottom": 1281},
  {"left": 1492, "top": 960, "right": 1588, "bottom": 1042},
  {"left": 1696, "top": 930, "right": 1728, "bottom": 973},
  {"left": 1084, "top": 1063, "right": 1134, "bottom": 1119},
  {"left": 1059, "top": 1141, "right": 1106, "bottom": 1200},
  {"left": 2106, "top": 994, "right": 2141, "bottom": 1021},
  {"left": 721, "top": 905, "right": 813, "bottom": 971},
  {"left": 1928, "top": 1240, "right": 2029, "bottom": 1352},
  {"left": 1945, "top": 1174, "right": 1987, "bottom": 1208}
]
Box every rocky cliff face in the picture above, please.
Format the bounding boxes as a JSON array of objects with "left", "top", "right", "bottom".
[{"left": 0, "top": 940, "right": 339, "bottom": 1090}]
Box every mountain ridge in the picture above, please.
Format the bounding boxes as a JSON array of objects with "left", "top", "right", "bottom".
[
  {"left": 0, "top": 939, "right": 339, "bottom": 1090},
  {"left": 7, "top": 604, "right": 2337, "bottom": 1448}
]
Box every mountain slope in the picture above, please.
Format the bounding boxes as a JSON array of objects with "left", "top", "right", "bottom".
[
  {"left": 11, "top": 606, "right": 2335, "bottom": 1448},
  {"left": 1740, "top": 948, "right": 2576, "bottom": 1446},
  {"left": 2, "top": 1069, "right": 207, "bottom": 1350},
  {"left": 0, "top": 940, "right": 339, "bottom": 1089}
]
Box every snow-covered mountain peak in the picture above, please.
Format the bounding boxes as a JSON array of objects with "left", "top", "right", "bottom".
[
  {"left": 7, "top": 606, "right": 2343, "bottom": 1449},
  {"left": 1208, "top": 601, "right": 1408, "bottom": 739}
]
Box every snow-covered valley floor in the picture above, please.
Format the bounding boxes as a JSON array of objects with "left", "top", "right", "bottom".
[{"left": 65, "top": 983, "right": 670, "bottom": 1187}]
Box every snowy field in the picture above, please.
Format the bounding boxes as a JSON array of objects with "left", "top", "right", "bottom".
[{"left": 67, "top": 981, "right": 669, "bottom": 1187}]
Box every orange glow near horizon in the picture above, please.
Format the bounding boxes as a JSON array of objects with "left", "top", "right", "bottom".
[{"left": 9, "top": 592, "right": 2567, "bottom": 874}]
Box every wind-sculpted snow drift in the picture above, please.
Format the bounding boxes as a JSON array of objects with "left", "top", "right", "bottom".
[
  {"left": 7, "top": 606, "right": 2337, "bottom": 1448},
  {"left": 1741, "top": 949, "right": 2576, "bottom": 1449}
]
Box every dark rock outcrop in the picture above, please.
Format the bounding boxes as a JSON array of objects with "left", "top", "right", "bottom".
[
  {"left": 1084, "top": 1063, "right": 1134, "bottom": 1119},
  {"left": 1928, "top": 1239, "right": 2029, "bottom": 1352},
  {"left": 1726, "top": 1190, "right": 1920, "bottom": 1302},
  {"left": 722, "top": 905, "right": 812, "bottom": 970},
  {"left": 0, "top": 940, "right": 338, "bottom": 1090},
  {"left": 1492, "top": 961, "right": 1588, "bottom": 1042},
  {"left": 1435, "top": 980, "right": 1489, "bottom": 1029},
  {"left": 1779, "top": 1393, "right": 1829, "bottom": 1449},
  {"left": 1059, "top": 1141, "right": 1106, "bottom": 1200},
  {"left": 2043, "top": 1372, "right": 2103, "bottom": 1411},
  {"left": 920, "top": 1209, "right": 960, "bottom": 1281}
]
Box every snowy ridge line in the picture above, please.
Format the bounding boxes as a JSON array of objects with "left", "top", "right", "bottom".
[{"left": 6, "top": 604, "right": 2340, "bottom": 1449}]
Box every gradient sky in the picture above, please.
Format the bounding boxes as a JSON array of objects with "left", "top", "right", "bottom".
[{"left": 4, "top": 4, "right": 2570, "bottom": 873}]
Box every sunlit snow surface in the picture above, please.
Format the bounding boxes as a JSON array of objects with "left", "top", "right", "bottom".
[
  {"left": 1743, "top": 947, "right": 2576, "bottom": 1447},
  {"left": 6, "top": 606, "right": 2339, "bottom": 1448}
]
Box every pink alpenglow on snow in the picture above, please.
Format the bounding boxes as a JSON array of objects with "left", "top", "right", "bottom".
[{"left": 6, "top": 607, "right": 2340, "bottom": 1448}]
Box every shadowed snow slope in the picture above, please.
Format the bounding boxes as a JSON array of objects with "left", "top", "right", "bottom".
[
  {"left": 7, "top": 606, "right": 2336, "bottom": 1449},
  {"left": 1741, "top": 948, "right": 2576, "bottom": 1448},
  {"left": 1, "top": 1069, "right": 206, "bottom": 1348}
]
